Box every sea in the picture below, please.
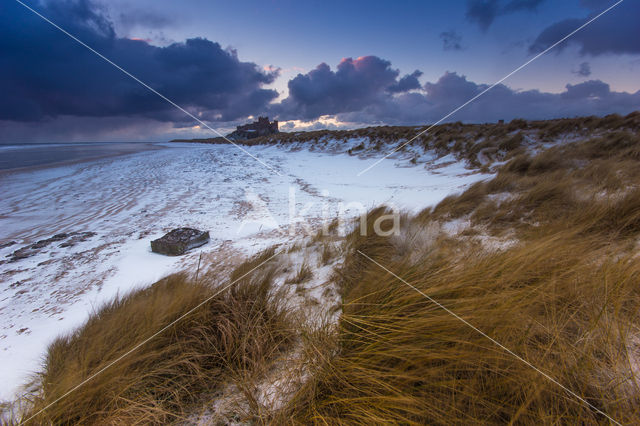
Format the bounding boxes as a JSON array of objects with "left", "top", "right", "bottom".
[{"left": 0, "top": 142, "right": 161, "bottom": 171}]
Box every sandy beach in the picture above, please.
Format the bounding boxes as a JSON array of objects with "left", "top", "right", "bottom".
[{"left": 0, "top": 142, "right": 486, "bottom": 401}]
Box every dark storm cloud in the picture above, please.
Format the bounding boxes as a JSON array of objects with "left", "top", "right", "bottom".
[
  {"left": 466, "top": 0, "right": 545, "bottom": 31},
  {"left": 387, "top": 70, "right": 423, "bottom": 93},
  {"left": 275, "top": 63, "right": 640, "bottom": 125},
  {"left": 573, "top": 62, "right": 592, "bottom": 77},
  {"left": 275, "top": 56, "right": 423, "bottom": 120},
  {"left": 0, "top": 0, "right": 278, "bottom": 124},
  {"left": 440, "top": 30, "right": 463, "bottom": 51},
  {"left": 529, "top": 2, "right": 640, "bottom": 56},
  {"left": 114, "top": 9, "right": 173, "bottom": 31}
]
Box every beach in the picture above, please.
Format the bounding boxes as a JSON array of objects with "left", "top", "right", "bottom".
[{"left": 0, "top": 142, "right": 486, "bottom": 401}]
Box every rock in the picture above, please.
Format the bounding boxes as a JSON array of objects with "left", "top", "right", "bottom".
[
  {"left": 150, "top": 228, "right": 209, "bottom": 256},
  {"left": 58, "top": 232, "right": 97, "bottom": 248},
  {"left": 6, "top": 231, "right": 96, "bottom": 262},
  {"left": 0, "top": 241, "right": 17, "bottom": 250}
]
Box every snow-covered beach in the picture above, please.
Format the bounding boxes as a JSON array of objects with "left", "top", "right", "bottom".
[{"left": 0, "top": 141, "right": 487, "bottom": 401}]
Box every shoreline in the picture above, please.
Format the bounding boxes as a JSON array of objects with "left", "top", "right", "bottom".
[{"left": 0, "top": 142, "right": 165, "bottom": 176}]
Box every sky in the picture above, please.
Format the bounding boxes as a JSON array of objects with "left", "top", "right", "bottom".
[{"left": 1, "top": 0, "right": 639, "bottom": 142}]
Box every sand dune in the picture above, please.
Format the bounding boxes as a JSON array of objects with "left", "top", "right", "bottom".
[{"left": 0, "top": 142, "right": 485, "bottom": 400}]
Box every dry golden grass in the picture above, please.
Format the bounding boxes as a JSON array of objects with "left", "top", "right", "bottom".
[
  {"left": 427, "top": 125, "right": 640, "bottom": 239},
  {"left": 274, "top": 126, "right": 640, "bottom": 424},
  {"left": 320, "top": 242, "right": 336, "bottom": 265},
  {"left": 172, "top": 112, "right": 640, "bottom": 172},
  {"left": 285, "top": 261, "right": 313, "bottom": 285},
  {"left": 278, "top": 222, "right": 640, "bottom": 424},
  {"left": 432, "top": 181, "right": 489, "bottom": 219},
  {"left": 229, "top": 245, "right": 277, "bottom": 282},
  {"left": 20, "top": 249, "right": 293, "bottom": 425}
]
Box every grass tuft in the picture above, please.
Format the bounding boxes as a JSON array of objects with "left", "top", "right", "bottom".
[
  {"left": 22, "top": 250, "right": 293, "bottom": 424},
  {"left": 285, "top": 261, "right": 313, "bottom": 285}
]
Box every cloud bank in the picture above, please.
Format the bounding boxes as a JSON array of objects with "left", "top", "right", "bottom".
[
  {"left": 273, "top": 56, "right": 423, "bottom": 120},
  {"left": 274, "top": 64, "right": 640, "bottom": 126},
  {"left": 0, "top": 0, "right": 278, "bottom": 126}
]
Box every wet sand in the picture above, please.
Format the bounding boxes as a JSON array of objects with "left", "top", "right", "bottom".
[{"left": 0, "top": 142, "right": 164, "bottom": 175}]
